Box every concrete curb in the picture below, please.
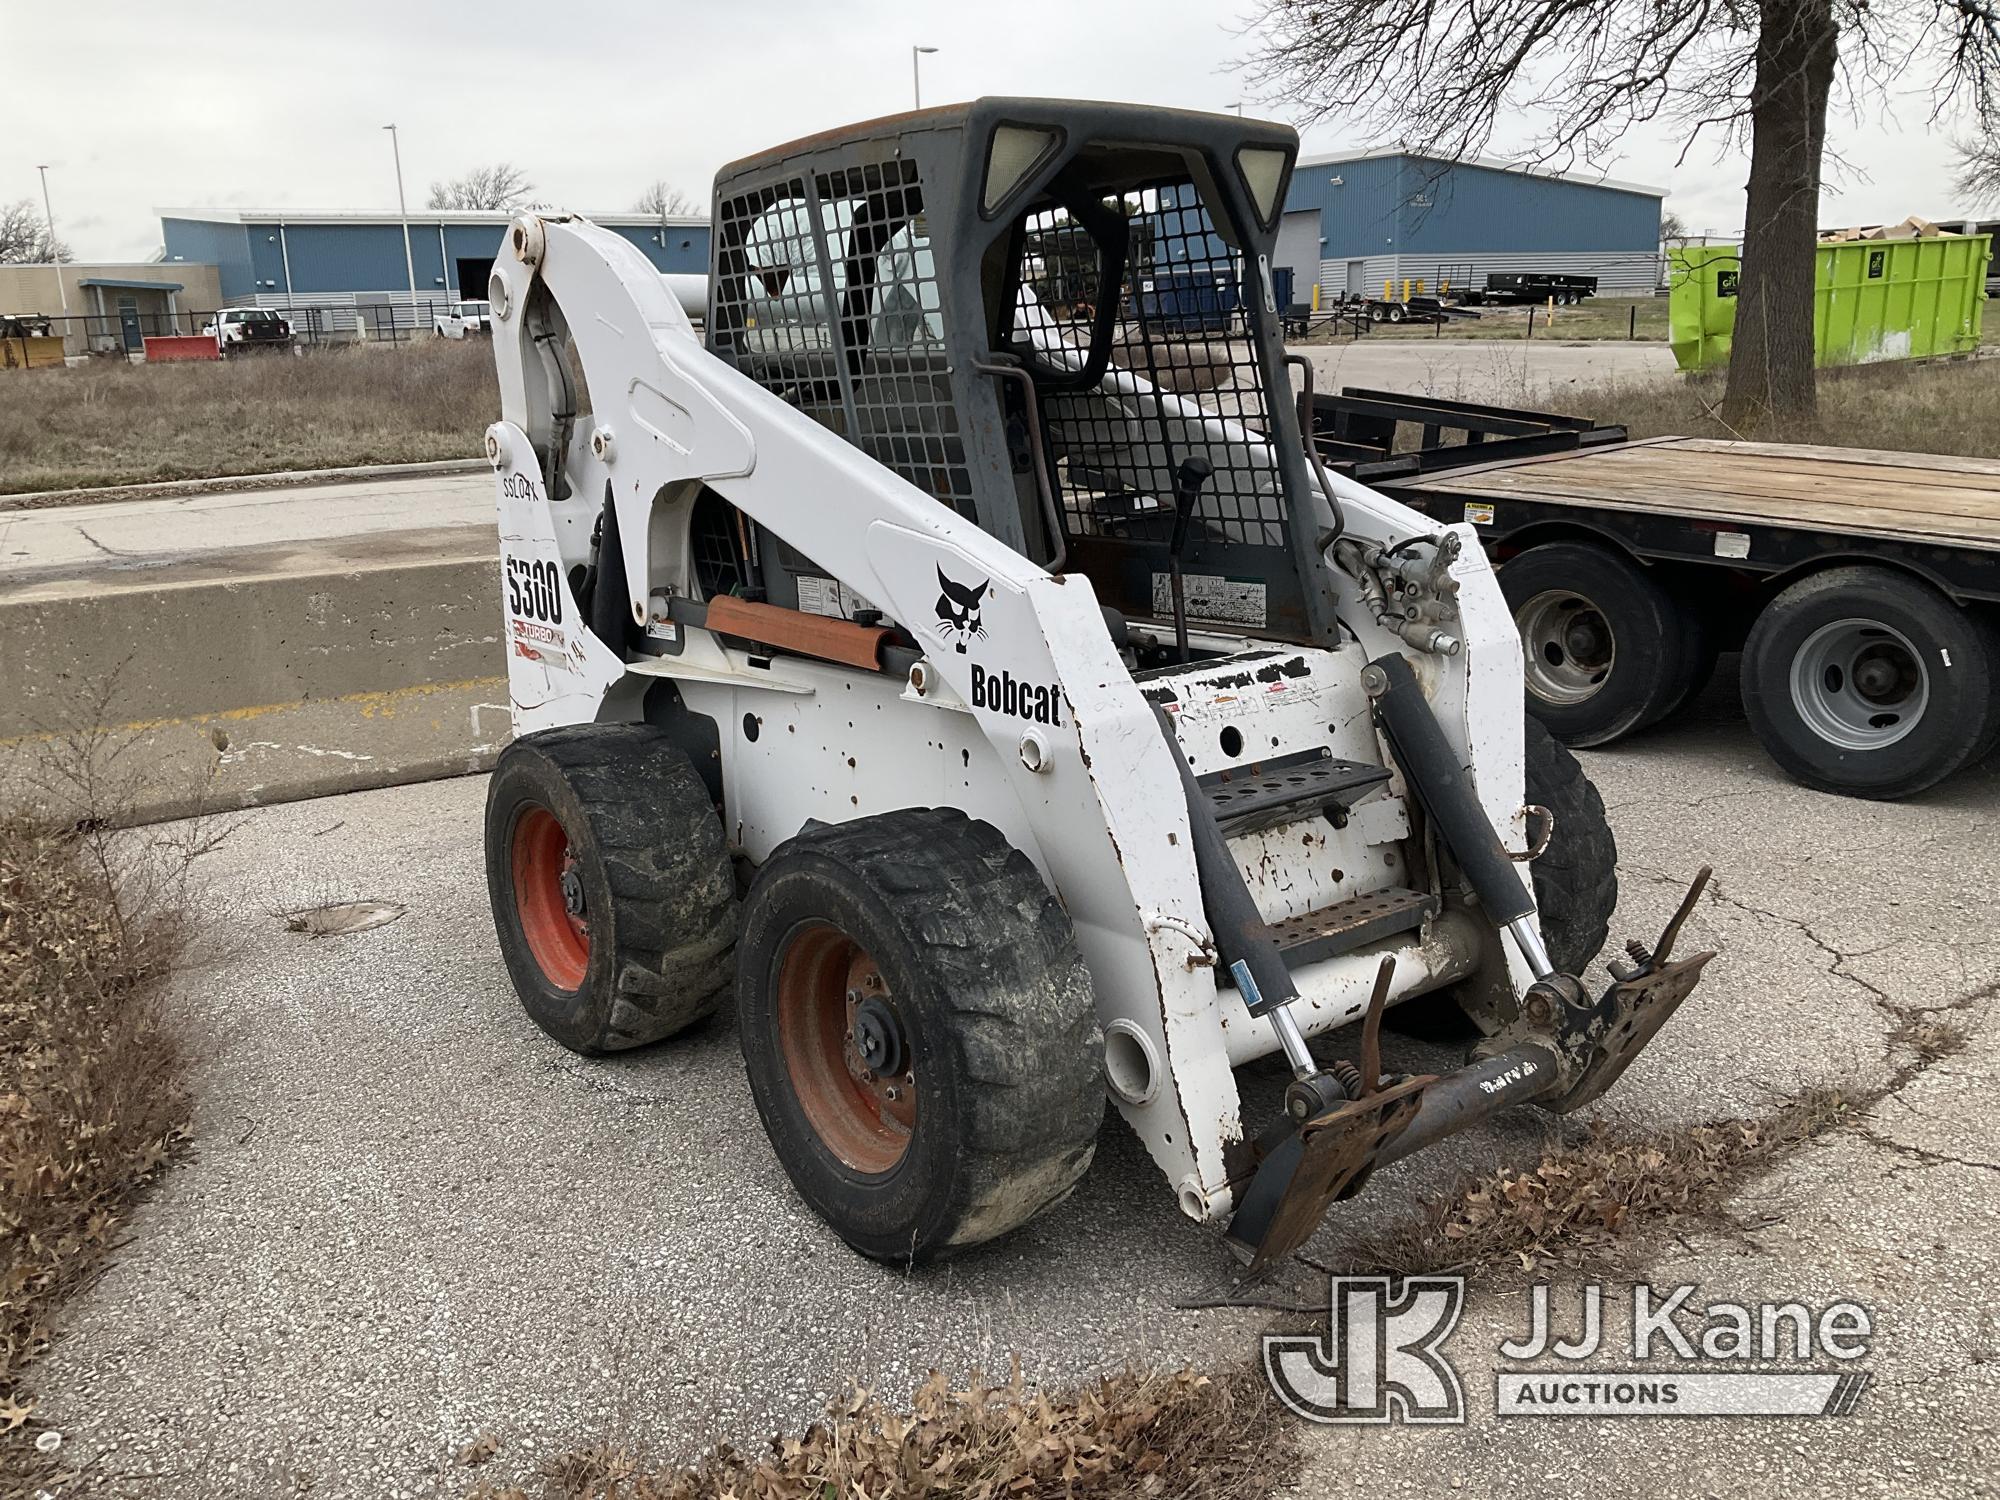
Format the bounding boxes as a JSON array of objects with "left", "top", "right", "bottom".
[
  {"left": 0, "top": 457, "right": 488, "bottom": 513},
  {"left": 1, "top": 532, "right": 507, "bottom": 822}
]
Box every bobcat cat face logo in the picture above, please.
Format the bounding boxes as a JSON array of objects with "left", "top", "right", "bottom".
[{"left": 934, "top": 567, "right": 991, "bottom": 654}]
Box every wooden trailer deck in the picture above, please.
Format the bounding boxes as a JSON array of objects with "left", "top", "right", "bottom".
[{"left": 1396, "top": 436, "right": 2000, "bottom": 552}]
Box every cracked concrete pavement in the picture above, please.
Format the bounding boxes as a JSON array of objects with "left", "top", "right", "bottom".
[{"left": 29, "top": 663, "right": 2000, "bottom": 1498}]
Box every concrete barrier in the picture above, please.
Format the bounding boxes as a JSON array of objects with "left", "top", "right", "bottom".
[{"left": 0, "top": 524, "right": 507, "bottom": 823}]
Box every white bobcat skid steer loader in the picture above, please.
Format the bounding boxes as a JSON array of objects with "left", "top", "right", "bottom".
[{"left": 480, "top": 99, "right": 1712, "bottom": 1267}]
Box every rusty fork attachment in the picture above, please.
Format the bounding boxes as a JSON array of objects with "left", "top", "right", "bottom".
[{"left": 1225, "top": 867, "right": 1714, "bottom": 1269}]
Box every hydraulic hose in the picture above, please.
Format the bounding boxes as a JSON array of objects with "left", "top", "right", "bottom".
[{"left": 1367, "top": 652, "right": 1533, "bottom": 929}]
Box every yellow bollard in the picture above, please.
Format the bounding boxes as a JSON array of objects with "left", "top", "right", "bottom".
[
  {"left": 1384, "top": 278, "right": 1393, "bottom": 303},
  {"left": 1401, "top": 277, "right": 1411, "bottom": 303},
  {"left": 1311, "top": 282, "right": 1320, "bottom": 312}
]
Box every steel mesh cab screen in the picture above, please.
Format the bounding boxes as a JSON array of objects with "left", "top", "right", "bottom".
[
  {"left": 711, "top": 162, "right": 974, "bottom": 516},
  {"left": 1005, "top": 178, "right": 1285, "bottom": 553}
]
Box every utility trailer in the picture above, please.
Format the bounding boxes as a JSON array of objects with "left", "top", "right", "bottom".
[
  {"left": 1283, "top": 295, "right": 1480, "bottom": 336},
  {"left": 1460, "top": 272, "right": 1598, "bottom": 307},
  {"left": 1306, "top": 388, "right": 2000, "bottom": 799}
]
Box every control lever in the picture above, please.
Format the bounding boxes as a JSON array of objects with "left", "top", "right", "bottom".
[{"left": 1168, "top": 457, "right": 1213, "bottom": 663}]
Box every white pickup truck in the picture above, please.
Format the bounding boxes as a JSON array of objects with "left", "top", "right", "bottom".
[
  {"left": 202, "top": 307, "right": 293, "bottom": 355},
  {"left": 433, "top": 300, "right": 494, "bottom": 339}
]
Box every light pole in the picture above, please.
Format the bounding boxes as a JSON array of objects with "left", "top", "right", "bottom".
[
  {"left": 382, "top": 124, "right": 418, "bottom": 332},
  {"left": 912, "top": 45, "right": 938, "bottom": 109},
  {"left": 35, "top": 165, "right": 67, "bottom": 313}
]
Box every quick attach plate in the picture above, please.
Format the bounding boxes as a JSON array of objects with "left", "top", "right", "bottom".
[
  {"left": 1227, "top": 1073, "right": 1433, "bottom": 1271},
  {"left": 1538, "top": 952, "right": 1713, "bottom": 1114}
]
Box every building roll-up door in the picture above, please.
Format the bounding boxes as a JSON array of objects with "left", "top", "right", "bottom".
[{"left": 1274, "top": 210, "right": 1322, "bottom": 307}]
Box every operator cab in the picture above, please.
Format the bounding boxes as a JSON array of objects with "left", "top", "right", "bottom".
[{"left": 701, "top": 98, "right": 1337, "bottom": 650}]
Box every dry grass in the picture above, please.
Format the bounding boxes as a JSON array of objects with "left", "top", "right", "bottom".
[
  {"left": 467, "top": 1368, "right": 1293, "bottom": 1500},
  {"left": 0, "top": 818, "right": 194, "bottom": 1451},
  {"left": 1559, "top": 357, "right": 2000, "bottom": 456},
  {"left": 1350, "top": 1089, "right": 1856, "bottom": 1279},
  {"left": 1349, "top": 1005, "right": 1977, "bottom": 1280},
  {"left": 0, "top": 711, "right": 220, "bottom": 1488},
  {"left": 0, "top": 338, "right": 497, "bottom": 495}
]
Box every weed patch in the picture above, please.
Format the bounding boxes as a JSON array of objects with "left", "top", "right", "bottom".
[
  {"left": 1349, "top": 1089, "right": 1855, "bottom": 1279},
  {"left": 467, "top": 1367, "right": 1293, "bottom": 1500},
  {"left": 1561, "top": 358, "right": 2000, "bottom": 457},
  {"left": 0, "top": 727, "right": 216, "bottom": 1486},
  {"left": 0, "top": 338, "right": 496, "bottom": 495}
]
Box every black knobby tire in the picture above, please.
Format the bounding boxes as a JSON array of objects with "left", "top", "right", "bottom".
[
  {"left": 1741, "top": 566, "right": 2000, "bottom": 800},
  {"left": 736, "top": 809, "right": 1102, "bottom": 1262},
  {"left": 1391, "top": 717, "right": 1617, "bottom": 1039},
  {"left": 1501, "top": 541, "right": 1701, "bottom": 747},
  {"left": 1523, "top": 715, "right": 1618, "bottom": 975},
  {"left": 485, "top": 724, "right": 738, "bottom": 1054}
]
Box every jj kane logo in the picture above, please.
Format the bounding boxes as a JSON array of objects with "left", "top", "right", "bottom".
[
  {"left": 1263, "top": 1278, "right": 1876, "bottom": 1424},
  {"left": 933, "top": 567, "right": 990, "bottom": 654},
  {"left": 1264, "top": 1276, "right": 1466, "bottom": 1425}
]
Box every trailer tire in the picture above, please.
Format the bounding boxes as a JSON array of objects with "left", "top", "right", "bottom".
[
  {"left": 736, "top": 809, "right": 1102, "bottom": 1263},
  {"left": 485, "top": 724, "right": 738, "bottom": 1054},
  {"left": 1502, "top": 542, "right": 1699, "bottom": 746},
  {"left": 1742, "top": 566, "right": 1999, "bottom": 799},
  {"left": 1640, "top": 609, "right": 1719, "bottom": 728}
]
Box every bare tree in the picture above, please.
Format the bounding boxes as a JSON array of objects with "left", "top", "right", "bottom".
[
  {"left": 1240, "top": 0, "right": 2000, "bottom": 428},
  {"left": 1958, "top": 136, "right": 2000, "bottom": 202},
  {"left": 634, "top": 180, "right": 701, "bottom": 217},
  {"left": 0, "top": 199, "right": 71, "bottom": 264},
  {"left": 426, "top": 164, "right": 533, "bottom": 212},
  {"left": 1660, "top": 209, "right": 1691, "bottom": 244}
]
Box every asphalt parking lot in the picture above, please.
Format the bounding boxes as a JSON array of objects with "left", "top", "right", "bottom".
[{"left": 35, "top": 666, "right": 2000, "bottom": 1499}]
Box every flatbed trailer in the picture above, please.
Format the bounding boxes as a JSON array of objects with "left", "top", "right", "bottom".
[
  {"left": 1306, "top": 388, "right": 2000, "bottom": 799},
  {"left": 1459, "top": 272, "right": 1598, "bottom": 306}
]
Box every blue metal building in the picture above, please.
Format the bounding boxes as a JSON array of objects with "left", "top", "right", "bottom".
[
  {"left": 1272, "top": 149, "right": 1666, "bottom": 303},
  {"left": 157, "top": 208, "right": 710, "bottom": 323}
]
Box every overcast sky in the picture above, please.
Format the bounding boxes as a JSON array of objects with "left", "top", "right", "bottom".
[{"left": 5, "top": 0, "right": 1984, "bottom": 262}]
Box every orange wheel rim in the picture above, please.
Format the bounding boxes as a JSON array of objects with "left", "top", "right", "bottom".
[
  {"left": 511, "top": 805, "right": 589, "bottom": 990},
  {"left": 775, "top": 924, "right": 915, "bottom": 1174}
]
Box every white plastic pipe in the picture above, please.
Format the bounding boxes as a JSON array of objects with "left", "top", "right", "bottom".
[{"left": 661, "top": 272, "right": 708, "bottom": 318}]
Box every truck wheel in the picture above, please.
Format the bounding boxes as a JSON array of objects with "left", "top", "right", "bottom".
[
  {"left": 736, "top": 809, "right": 1102, "bottom": 1263},
  {"left": 1741, "top": 566, "right": 1999, "bottom": 799},
  {"left": 485, "top": 724, "right": 738, "bottom": 1053},
  {"left": 1640, "top": 610, "right": 1719, "bottom": 728},
  {"left": 1502, "top": 542, "right": 1697, "bottom": 746}
]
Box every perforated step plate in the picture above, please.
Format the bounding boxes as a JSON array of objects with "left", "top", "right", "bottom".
[
  {"left": 1262, "top": 886, "right": 1438, "bottom": 968},
  {"left": 1197, "top": 748, "right": 1392, "bottom": 838}
]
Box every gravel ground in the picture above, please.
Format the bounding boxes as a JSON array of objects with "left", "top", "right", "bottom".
[{"left": 29, "top": 665, "right": 2000, "bottom": 1498}]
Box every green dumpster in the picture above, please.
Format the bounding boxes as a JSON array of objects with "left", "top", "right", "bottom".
[{"left": 1668, "top": 236, "right": 1989, "bottom": 372}]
